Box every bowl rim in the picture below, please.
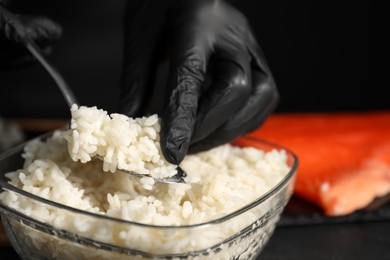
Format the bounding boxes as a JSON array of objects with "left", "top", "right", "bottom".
[{"left": 0, "top": 133, "right": 298, "bottom": 229}]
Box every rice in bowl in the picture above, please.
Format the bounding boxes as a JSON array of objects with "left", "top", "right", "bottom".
[{"left": 0, "top": 106, "right": 296, "bottom": 259}]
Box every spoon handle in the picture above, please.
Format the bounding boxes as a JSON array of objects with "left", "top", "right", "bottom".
[{"left": 24, "top": 39, "right": 78, "bottom": 109}]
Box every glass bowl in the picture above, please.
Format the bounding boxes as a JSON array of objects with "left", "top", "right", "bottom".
[{"left": 0, "top": 133, "right": 297, "bottom": 260}]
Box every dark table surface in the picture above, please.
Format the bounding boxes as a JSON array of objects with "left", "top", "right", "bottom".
[
  {"left": 261, "top": 220, "right": 390, "bottom": 260},
  {"left": 259, "top": 194, "right": 390, "bottom": 260}
]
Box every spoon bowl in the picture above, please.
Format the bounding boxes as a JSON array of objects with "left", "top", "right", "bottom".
[{"left": 25, "top": 39, "right": 187, "bottom": 184}]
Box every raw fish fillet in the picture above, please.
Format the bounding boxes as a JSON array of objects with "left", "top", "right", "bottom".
[{"left": 234, "top": 112, "right": 390, "bottom": 216}]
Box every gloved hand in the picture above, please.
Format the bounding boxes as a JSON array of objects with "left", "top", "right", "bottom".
[
  {"left": 120, "top": 0, "right": 278, "bottom": 164},
  {"left": 0, "top": 2, "right": 62, "bottom": 68}
]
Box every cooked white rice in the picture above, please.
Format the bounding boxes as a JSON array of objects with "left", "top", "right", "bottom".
[
  {"left": 64, "top": 104, "right": 178, "bottom": 179},
  {"left": 0, "top": 106, "right": 291, "bottom": 257}
]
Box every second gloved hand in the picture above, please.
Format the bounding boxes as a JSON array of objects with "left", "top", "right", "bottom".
[
  {"left": 0, "top": 3, "right": 62, "bottom": 68},
  {"left": 120, "top": 0, "right": 279, "bottom": 164}
]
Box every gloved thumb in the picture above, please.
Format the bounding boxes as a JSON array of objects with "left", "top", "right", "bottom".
[{"left": 160, "top": 28, "right": 211, "bottom": 164}]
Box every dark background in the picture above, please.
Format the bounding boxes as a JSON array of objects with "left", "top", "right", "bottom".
[{"left": 0, "top": 0, "right": 386, "bottom": 119}]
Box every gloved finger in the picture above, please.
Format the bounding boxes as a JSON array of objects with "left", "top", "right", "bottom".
[
  {"left": 119, "top": 1, "right": 167, "bottom": 117},
  {"left": 161, "top": 36, "right": 210, "bottom": 164},
  {"left": 29, "top": 17, "right": 62, "bottom": 46},
  {"left": 189, "top": 30, "right": 278, "bottom": 153},
  {"left": 189, "top": 65, "right": 278, "bottom": 154},
  {"left": 191, "top": 45, "right": 252, "bottom": 143},
  {"left": 5, "top": 14, "right": 62, "bottom": 45}
]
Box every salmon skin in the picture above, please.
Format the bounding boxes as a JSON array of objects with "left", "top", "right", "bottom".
[{"left": 233, "top": 111, "right": 390, "bottom": 216}]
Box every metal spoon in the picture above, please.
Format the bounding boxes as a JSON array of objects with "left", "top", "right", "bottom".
[{"left": 24, "top": 39, "right": 186, "bottom": 184}]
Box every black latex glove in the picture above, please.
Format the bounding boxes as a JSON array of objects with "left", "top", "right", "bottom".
[
  {"left": 0, "top": 3, "right": 62, "bottom": 68},
  {"left": 120, "top": 0, "right": 278, "bottom": 164}
]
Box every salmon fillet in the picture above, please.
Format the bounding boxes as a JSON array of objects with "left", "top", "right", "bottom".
[{"left": 234, "top": 111, "right": 390, "bottom": 216}]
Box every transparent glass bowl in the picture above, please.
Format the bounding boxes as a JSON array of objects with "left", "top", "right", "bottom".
[{"left": 0, "top": 133, "right": 297, "bottom": 260}]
